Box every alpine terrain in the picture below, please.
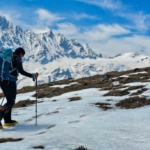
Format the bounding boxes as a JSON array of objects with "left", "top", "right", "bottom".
[{"left": 0, "top": 67, "right": 150, "bottom": 150}]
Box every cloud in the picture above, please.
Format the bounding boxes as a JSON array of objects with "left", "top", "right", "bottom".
[
  {"left": 31, "top": 26, "right": 50, "bottom": 34},
  {"left": 53, "top": 22, "right": 150, "bottom": 57},
  {"left": 73, "top": 13, "right": 100, "bottom": 20},
  {"left": 0, "top": 10, "right": 21, "bottom": 23},
  {"left": 29, "top": 9, "right": 66, "bottom": 33},
  {"left": 119, "top": 11, "right": 150, "bottom": 32},
  {"left": 82, "top": 24, "right": 130, "bottom": 41},
  {"left": 76, "top": 0, "right": 122, "bottom": 10},
  {"left": 0, "top": 9, "right": 36, "bottom": 30},
  {"left": 76, "top": 0, "right": 150, "bottom": 32},
  {"left": 36, "top": 9, "right": 65, "bottom": 26},
  {"left": 53, "top": 23, "right": 80, "bottom": 38},
  {"left": 89, "top": 35, "right": 150, "bottom": 57},
  {"left": 54, "top": 23, "right": 130, "bottom": 41}
]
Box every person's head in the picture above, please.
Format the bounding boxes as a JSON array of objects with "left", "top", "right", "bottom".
[{"left": 14, "top": 47, "right": 25, "bottom": 59}]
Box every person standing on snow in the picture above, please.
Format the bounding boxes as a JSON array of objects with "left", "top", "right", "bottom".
[{"left": 0, "top": 47, "right": 38, "bottom": 129}]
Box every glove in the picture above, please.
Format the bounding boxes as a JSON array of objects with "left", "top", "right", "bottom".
[
  {"left": 32, "top": 73, "right": 39, "bottom": 81},
  {"left": 32, "top": 74, "right": 35, "bottom": 81}
]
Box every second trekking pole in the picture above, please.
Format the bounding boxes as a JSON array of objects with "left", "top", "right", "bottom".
[
  {"left": 35, "top": 78, "right": 38, "bottom": 125},
  {"left": 1, "top": 97, "right": 4, "bottom": 106}
]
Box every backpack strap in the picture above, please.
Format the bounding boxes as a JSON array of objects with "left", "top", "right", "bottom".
[
  {"left": 9, "top": 68, "right": 17, "bottom": 73},
  {"left": 9, "top": 53, "right": 18, "bottom": 76},
  {"left": 0, "top": 58, "right": 7, "bottom": 81}
]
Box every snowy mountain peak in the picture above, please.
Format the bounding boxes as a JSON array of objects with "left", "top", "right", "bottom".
[
  {"left": 0, "top": 15, "right": 102, "bottom": 63},
  {"left": 113, "top": 52, "right": 142, "bottom": 59},
  {"left": 121, "top": 52, "right": 141, "bottom": 58},
  {"left": 0, "top": 16, "right": 12, "bottom": 30}
]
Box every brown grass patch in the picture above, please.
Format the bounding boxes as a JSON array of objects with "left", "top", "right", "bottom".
[
  {"left": 120, "top": 77, "right": 140, "bottom": 84},
  {"left": 0, "top": 138, "right": 23, "bottom": 143},
  {"left": 74, "top": 146, "right": 88, "bottom": 150},
  {"left": 33, "top": 145, "right": 45, "bottom": 149},
  {"left": 100, "top": 86, "right": 112, "bottom": 91},
  {"left": 13, "top": 99, "right": 36, "bottom": 108},
  {"left": 127, "top": 86, "right": 145, "bottom": 91},
  {"left": 104, "top": 90, "right": 129, "bottom": 96},
  {"left": 94, "top": 102, "right": 112, "bottom": 110},
  {"left": 69, "top": 97, "right": 82, "bottom": 102},
  {"left": 116, "top": 96, "right": 150, "bottom": 109},
  {"left": 130, "top": 88, "right": 148, "bottom": 96}
]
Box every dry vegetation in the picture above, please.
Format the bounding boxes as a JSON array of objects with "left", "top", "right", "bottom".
[
  {"left": 130, "top": 88, "right": 148, "bottom": 96},
  {"left": 116, "top": 96, "right": 150, "bottom": 109},
  {"left": 0, "top": 138, "right": 23, "bottom": 143},
  {"left": 94, "top": 102, "right": 112, "bottom": 110},
  {"left": 13, "top": 99, "right": 36, "bottom": 108},
  {"left": 104, "top": 90, "right": 130, "bottom": 96},
  {"left": 74, "top": 146, "right": 88, "bottom": 150},
  {"left": 33, "top": 145, "right": 45, "bottom": 149},
  {"left": 69, "top": 97, "right": 82, "bottom": 102}
]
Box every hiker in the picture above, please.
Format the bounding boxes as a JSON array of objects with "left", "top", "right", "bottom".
[{"left": 0, "top": 47, "right": 38, "bottom": 129}]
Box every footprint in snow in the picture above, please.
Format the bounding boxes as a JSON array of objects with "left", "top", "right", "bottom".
[
  {"left": 68, "top": 120, "right": 80, "bottom": 124},
  {"left": 24, "top": 113, "right": 44, "bottom": 122},
  {"left": 46, "top": 124, "right": 56, "bottom": 129},
  {"left": 79, "top": 114, "right": 88, "bottom": 118},
  {"left": 45, "top": 111, "right": 59, "bottom": 115},
  {"left": 35, "top": 124, "right": 56, "bottom": 135}
]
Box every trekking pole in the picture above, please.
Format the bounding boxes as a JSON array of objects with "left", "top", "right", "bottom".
[
  {"left": 1, "top": 97, "right": 4, "bottom": 106},
  {"left": 35, "top": 78, "right": 38, "bottom": 125},
  {"left": 0, "top": 97, "right": 5, "bottom": 110}
]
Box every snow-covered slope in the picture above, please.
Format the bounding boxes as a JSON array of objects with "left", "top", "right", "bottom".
[
  {"left": 1, "top": 68, "right": 150, "bottom": 150},
  {"left": 0, "top": 16, "right": 101, "bottom": 64}
]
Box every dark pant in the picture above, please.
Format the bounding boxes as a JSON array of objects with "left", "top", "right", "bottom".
[{"left": 0, "top": 81, "right": 16, "bottom": 121}]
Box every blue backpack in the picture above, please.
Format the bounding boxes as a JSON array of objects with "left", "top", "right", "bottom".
[{"left": 0, "top": 47, "right": 13, "bottom": 81}]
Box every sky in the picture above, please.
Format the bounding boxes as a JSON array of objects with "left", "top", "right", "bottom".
[{"left": 0, "top": 0, "right": 150, "bottom": 57}]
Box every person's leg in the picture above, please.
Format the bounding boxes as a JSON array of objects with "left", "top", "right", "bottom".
[
  {"left": 4, "top": 107, "right": 12, "bottom": 121},
  {"left": 0, "top": 81, "right": 17, "bottom": 125}
]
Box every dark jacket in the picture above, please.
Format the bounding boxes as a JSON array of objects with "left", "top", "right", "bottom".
[{"left": 9, "top": 53, "right": 33, "bottom": 81}]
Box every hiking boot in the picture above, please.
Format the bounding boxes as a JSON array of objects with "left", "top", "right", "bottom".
[
  {"left": 4, "top": 120, "right": 18, "bottom": 127},
  {"left": 0, "top": 121, "right": 3, "bottom": 129}
]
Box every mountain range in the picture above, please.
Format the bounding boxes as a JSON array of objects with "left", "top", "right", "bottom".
[
  {"left": 0, "top": 16, "right": 102, "bottom": 64},
  {"left": 0, "top": 15, "right": 150, "bottom": 90}
]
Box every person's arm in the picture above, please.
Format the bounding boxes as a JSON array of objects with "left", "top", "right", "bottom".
[{"left": 16, "top": 57, "right": 33, "bottom": 78}]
